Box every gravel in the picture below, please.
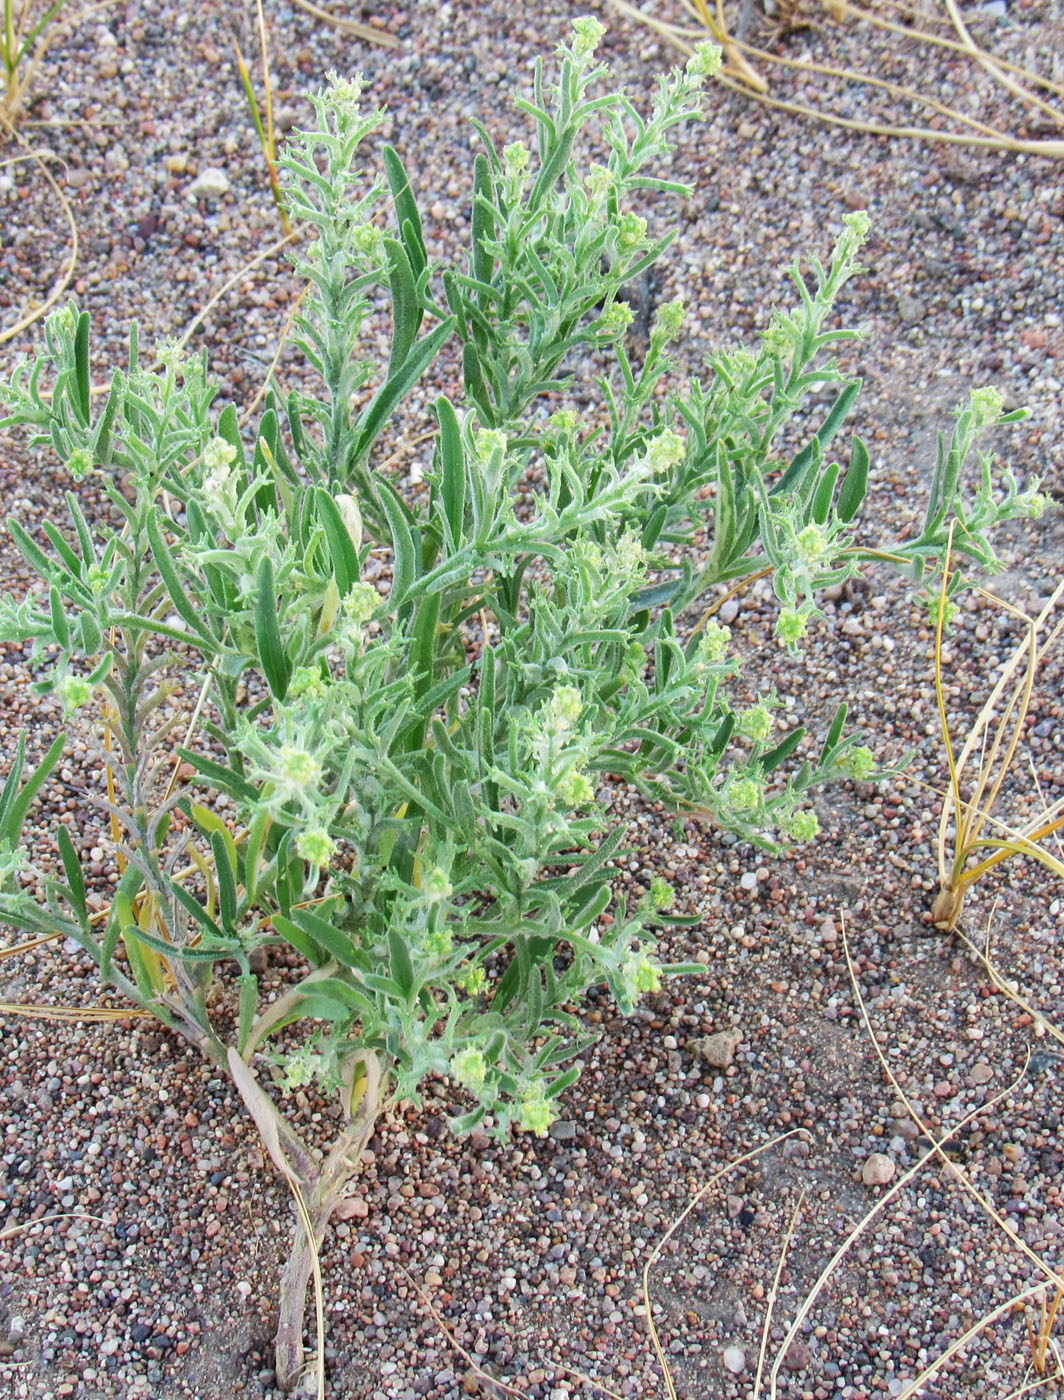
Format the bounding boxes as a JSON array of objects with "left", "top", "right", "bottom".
[{"left": 1, "top": 2, "right": 1063, "bottom": 1398}]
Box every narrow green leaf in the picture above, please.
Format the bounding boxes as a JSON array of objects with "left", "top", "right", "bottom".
[
  {"left": 381, "top": 144, "right": 427, "bottom": 280},
  {"left": 237, "top": 972, "right": 258, "bottom": 1054},
  {"left": 837, "top": 435, "right": 869, "bottom": 524},
  {"left": 314, "top": 485, "right": 358, "bottom": 595},
  {"left": 384, "top": 236, "right": 418, "bottom": 376},
  {"left": 48, "top": 585, "right": 70, "bottom": 649},
  {"left": 819, "top": 701, "right": 848, "bottom": 765},
  {"left": 378, "top": 480, "right": 417, "bottom": 607},
  {"left": 758, "top": 726, "right": 805, "bottom": 774},
  {"left": 6, "top": 732, "right": 65, "bottom": 842},
  {"left": 255, "top": 555, "right": 290, "bottom": 700},
  {"left": 56, "top": 824, "right": 87, "bottom": 927},
  {"left": 290, "top": 906, "right": 365, "bottom": 969},
  {"left": 436, "top": 396, "right": 465, "bottom": 549},
  {"left": 470, "top": 155, "right": 495, "bottom": 292},
  {"left": 73, "top": 311, "right": 91, "bottom": 426},
  {"left": 217, "top": 403, "right": 245, "bottom": 466},
  {"left": 545, "top": 1065, "right": 581, "bottom": 1099},
  {"left": 351, "top": 318, "right": 454, "bottom": 467},
  {"left": 811, "top": 462, "right": 840, "bottom": 525},
  {"left": 175, "top": 748, "right": 259, "bottom": 805},
  {"left": 92, "top": 372, "right": 124, "bottom": 465},
  {"left": 211, "top": 828, "right": 238, "bottom": 932},
  {"left": 388, "top": 927, "right": 415, "bottom": 998},
  {"left": 144, "top": 510, "right": 218, "bottom": 651}
]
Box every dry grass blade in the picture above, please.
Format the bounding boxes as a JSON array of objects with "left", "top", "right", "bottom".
[
  {"left": 843, "top": 914, "right": 1064, "bottom": 1395},
  {"left": 1028, "top": 1284, "right": 1064, "bottom": 1376},
  {"left": 0, "top": 1210, "right": 111, "bottom": 1242},
  {"left": 608, "top": 0, "right": 1064, "bottom": 157},
  {"left": 843, "top": 915, "right": 1062, "bottom": 1292},
  {"left": 169, "top": 228, "right": 299, "bottom": 362},
  {"left": 394, "top": 1262, "right": 629, "bottom": 1400},
  {"left": 0, "top": 144, "right": 78, "bottom": 343},
  {"left": 288, "top": 0, "right": 398, "bottom": 48},
  {"left": 932, "top": 549, "right": 1064, "bottom": 929},
  {"left": 952, "top": 904, "right": 1064, "bottom": 1052},
  {"left": 0, "top": 999, "right": 147, "bottom": 1020},
  {"left": 640, "top": 1128, "right": 808, "bottom": 1399}
]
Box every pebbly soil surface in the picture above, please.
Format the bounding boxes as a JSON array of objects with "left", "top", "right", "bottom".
[{"left": 0, "top": 2, "right": 1062, "bottom": 1399}]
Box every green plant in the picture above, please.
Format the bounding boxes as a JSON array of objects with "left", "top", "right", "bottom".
[
  {"left": 1, "top": 0, "right": 84, "bottom": 130},
  {"left": 0, "top": 19, "right": 1048, "bottom": 1391},
  {"left": 931, "top": 539, "right": 1064, "bottom": 931}
]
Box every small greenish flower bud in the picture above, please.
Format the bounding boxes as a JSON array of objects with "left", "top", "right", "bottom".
[
  {"left": 58, "top": 675, "right": 94, "bottom": 711},
  {"left": 642, "top": 428, "right": 685, "bottom": 475},
  {"left": 776, "top": 606, "right": 810, "bottom": 647},
  {"left": 549, "top": 408, "right": 579, "bottom": 434},
  {"left": 617, "top": 213, "right": 648, "bottom": 250},
  {"left": 548, "top": 684, "right": 583, "bottom": 732},
  {"left": 632, "top": 952, "right": 662, "bottom": 993},
  {"left": 556, "top": 767, "right": 595, "bottom": 808},
  {"left": 422, "top": 866, "right": 453, "bottom": 901},
  {"left": 344, "top": 581, "right": 379, "bottom": 625},
  {"left": 784, "top": 808, "right": 820, "bottom": 842},
  {"left": 970, "top": 386, "right": 1005, "bottom": 428},
  {"left": 585, "top": 163, "right": 614, "bottom": 200},
  {"left": 474, "top": 427, "right": 508, "bottom": 464},
  {"left": 726, "top": 776, "right": 762, "bottom": 812},
  {"left": 925, "top": 593, "right": 958, "bottom": 630},
  {"left": 67, "top": 448, "right": 93, "bottom": 481},
  {"left": 761, "top": 318, "right": 793, "bottom": 356},
  {"left": 277, "top": 1042, "right": 324, "bottom": 1092},
  {"left": 503, "top": 141, "right": 530, "bottom": 179},
  {"left": 614, "top": 530, "right": 647, "bottom": 579},
  {"left": 843, "top": 209, "right": 871, "bottom": 243},
  {"left": 278, "top": 745, "right": 321, "bottom": 788},
  {"left": 837, "top": 745, "right": 876, "bottom": 781},
  {"left": 738, "top": 703, "right": 773, "bottom": 742},
  {"left": 322, "top": 70, "right": 365, "bottom": 118},
  {"left": 460, "top": 964, "right": 486, "bottom": 995},
  {"left": 451, "top": 1047, "right": 487, "bottom": 1093},
  {"left": 686, "top": 40, "right": 723, "bottom": 77},
  {"left": 424, "top": 927, "right": 454, "bottom": 959},
  {"left": 596, "top": 301, "right": 634, "bottom": 340},
  {"left": 652, "top": 296, "right": 684, "bottom": 343},
  {"left": 695, "top": 621, "right": 731, "bottom": 666},
  {"left": 649, "top": 876, "right": 673, "bottom": 911},
  {"left": 1019, "top": 486, "right": 1049, "bottom": 519},
  {"left": 289, "top": 666, "right": 328, "bottom": 701},
  {"left": 795, "top": 522, "right": 830, "bottom": 565},
  {"left": 86, "top": 563, "right": 110, "bottom": 593},
  {"left": 296, "top": 827, "right": 336, "bottom": 868},
  {"left": 49, "top": 305, "right": 76, "bottom": 337},
  {"left": 203, "top": 436, "right": 237, "bottom": 474},
  {"left": 352, "top": 223, "right": 385, "bottom": 263},
  {"left": 570, "top": 15, "right": 606, "bottom": 59},
  {"left": 517, "top": 1082, "right": 556, "bottom": 1135}
]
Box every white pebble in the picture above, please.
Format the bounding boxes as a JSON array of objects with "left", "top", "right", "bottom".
[{"left": 722, "top": 1345, "right": 746, "bottom": 1374}]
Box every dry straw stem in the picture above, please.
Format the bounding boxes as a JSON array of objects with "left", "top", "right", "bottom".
[
  {"left": 931, "top": 550, "right": 1064, "bottom": 931},
  {"left": 608, "top": 0, "right": 1064, "bottom": 157},
  {"left": 0, "top": 145, "right": 77, "bottom": 343},
  {"left": 843, "top": 915, "right": 1064, "bottom": 1394},
  {"left": 1, "top": 0, "right": 112, "bottom": 132},
  {"left": 289, "top": 0, "right": 398, "bottom": 48},
  {"left": 953, "top": 912, "right": 1064, "bottom": 1053},
  {"left": 233, "top": 0, "right": 291, "bottom": 236}
]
